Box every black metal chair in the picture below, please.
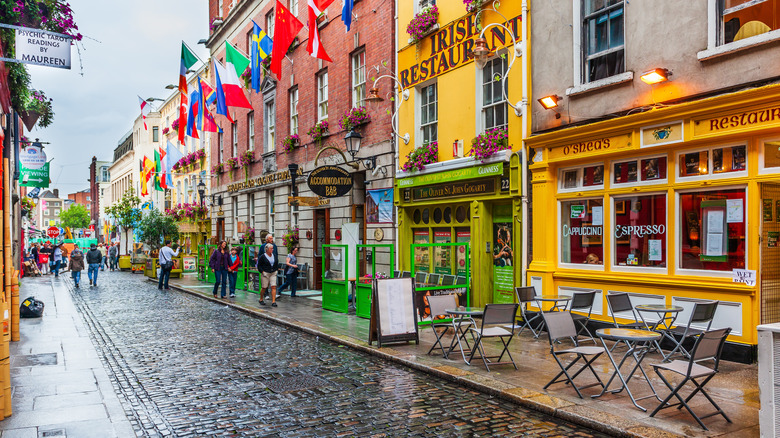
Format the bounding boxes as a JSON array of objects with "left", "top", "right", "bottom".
[
  {"left": 467, "top": 303, "right": 520, "bottom": 371},
  {"left": 567, "top": 290, "right": 597, "bottom": 343},
  {"left": 392, "top": 270, "right": 400, "bottom": 278},
  {"left": 414, "top": 272, "right": 428, "bottom": 284},
  {"left": 425, "top": 294, "right": 464, "bottom": 358},
  {"left": 455, "top": 276, "right": 467, "bottom": 285},
  {"left": 401, "top": 271, "right": 411, "bottom": 278},
  {"left": 441, "top": 274, "right": 456, "bottom": 286},
  {"left": 513, "top": 286, "right": 542, "bottom": 339},
  {"left": 649, "top": 328, "right": 732, "bottom": 430},
  {"left": 541, "top": 312, "right": 606, "bottom": 398},
  {"left": 606, "top": 292, "right": 646, "bottom": 350},
  {"left": 426, "top": 273, "right": 441, "bottom": 287},
  {"left": 666, "top": 301, "right": 719, "bottom": 360}
]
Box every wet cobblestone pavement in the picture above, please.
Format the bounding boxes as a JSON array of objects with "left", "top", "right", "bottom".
[{"left": 70, "top": 272, "right": 608, "bottom": 437}]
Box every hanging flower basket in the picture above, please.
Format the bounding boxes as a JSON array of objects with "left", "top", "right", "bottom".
[
  {"left": 469, "top": 128, "right": 510, "bottom": 162},
  {"left": 401, "top": 142, "right": 438, "bottom": 172},
  {"left": 338, "top": 106, "right": 371, "bottom": 132},
  {"left": 225, "top": 157, "right": 239, "bottom": 179}
]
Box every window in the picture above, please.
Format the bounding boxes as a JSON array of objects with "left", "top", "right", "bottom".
[
  {"left": 678, "top": 144, "right": 747, "bottom": 179},
  {"left": 218, "top": 131, "right": 224, "bottom": 162},
  {"left": 679, "top": 188, "right": 746, "bottom": 271},
  {"left": 582, "top": 0, "right": 625, "bottom": 83},
  {"left": 351, "top": 50, "right": 366, "bottom": 107},
  {"left": 248, "top": 112, "right": 255, "bottom": 151},
  {"left": 101, "top": 166, "right": 109, "bottom": 182},
  {"left": 290, "top": 0, "right": 298, "bottom": 15},
  {"left": 87, "top": 203, "right": 91, "bottom": 210},
  {"left": 763, "top": 139, "right": 780, "bottom": 169},
  {"left": 233, "top": 197, "right": 239, "bottom": 236},
  {"left": 86, "top": 196, "right": 91, "bottom": 201},
  {"left": 317, "top": 71, "right": 329, "bottom": 121},
  {"left": 289, "top": 88, "right": 299, "bottom": 135},
  {"left": 417, "top": 0, "right": 436, "bottom": 11},
  {"left": 561, "top": 199, "right": 603, "bottom": 265},
  {"left": 232, "top": 122, "right": 238, "bottom": 157},
  {"left": 482, "top": 57, "right": 508, "bottom": 131},
  {"left": 268, "top": 190, "right": 275, "bottom": 235},
  {"left": 613, "top": 156, "right": 667, "bottom": 185},
  {"left": 218, "top": 0, "right": 223, "bottom": 13},
  {"left": 720, "top": 0, "right": 780, "bottom": 45},
  {"left": 265, "top": 100, "right": 276, "bottom": 153},
  {"left": 176, "top": 181, "right": 182, "bottom": 204},
  {"left": 249, "top": 194, "right": 256, "bottom": 229},
  {"left": 420, "top": 83, "right": 438, "bottom": 145},
  {"left": 613, "top": 194, "right": 666, "bottom": 268},
  {"left": 152, "top": 126, "right": 159, "bottom": 142},
  {"left": 560, "top": 164, "right": 605, "bottom": 191},
  {"left": 266, "top": 10, "right": 275, "bottom": 38},
  {"left": 54, "top": 209, "right": 60, "bottom": 216}
]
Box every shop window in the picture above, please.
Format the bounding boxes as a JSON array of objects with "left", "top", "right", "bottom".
[
  {"left": 582, "top": 0, "right": 625, "bottom": 83},
  {"left": 413, "top": 230, "right": 430, "bottom": 272},
  {"left": 413, "top": 209, "right": 421, "bottom": 224},
  {"left": 422, "top": 208, "right": 430, "bottom": 224},
  {"left": 764, "top": 140, "right": 780, "bottom": 169},
  {"left": 583, "top": 164, "right": 605, "bottom": 187},
  {"left": 443, "top": 207, "right": 451, "bottom": 223},
  {"left": 614, "top": 156, "right": 667, "bottom": 184},
  {"left": 679, "top": 189, "right": 746, "bottom": 271},
  {"left": 455, "top": 206, "right": 468, "bottom": 223},
  {"left": 560, "top": 199, "right": 603, "bottom": 265},
  {"left": 613, "top": 194, "right": 666, "bottom": 268},
  {"left": 713, "top": 145, "right": 746, "bottom": 174},
  {"left": 560, "top": 164, "right": 604, "bottom": 191},
  {"left": 679, "top": 145, "right": 746, "bottom": 178},
  {"left": 720, "top": 0, "right": 780, "bottom": 46},
  {"left": 433, "top": 208, "right": 442, "bottom": 224}
]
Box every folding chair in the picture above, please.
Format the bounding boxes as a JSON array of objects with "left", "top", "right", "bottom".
[
  {"left": 441, "top": 274, "right": 456, "bottom": 286},
  {"left": 567, "top": 290, "right": 597, "bottom": 343},
  {"left": 467, "top": 303, "right": 520, "bottom": 371},
  {"left": 455, "top": 276, "right": 467, "bottom": 285},
  {"left": 401, "top": 271, "right": 411, "bottom": 278},
  {"left": 650, "top": 328, "right": 732, "bottom": 430},
  {"left": 666, "top": 301, "right": 719, "bottom": 360},
  {"left": 426, "top": 273, "right": 441, "bottom": 287},
  {"left": 541, "top": 312, "right": 606, "bottom": 398},
  {"left": 414, "top": 272, "right": 428, "bottom": 285},
  {"left": 393, "top": 270, "right": 400, "bottom": 278},
  {"left": 512, "top": 286, "right": 542, "bottom": 339},
  {"left": 425, "top": 294, "right": 464, "bottom": 358}
]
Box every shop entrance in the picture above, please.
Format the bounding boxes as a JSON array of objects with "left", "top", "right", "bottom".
[
  {"left": 313, "top": 208, "right": 330, "bottom": 290},
  {"left": 760, "top": 183, "right": 780, "bottom": 324},
  {"left": 216, "top": 218, "right": 225, "bottom": 242}
]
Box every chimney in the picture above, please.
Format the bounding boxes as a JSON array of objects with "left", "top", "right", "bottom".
[{"left": 53, "top": 189, "right": 59, "bottom": 198}]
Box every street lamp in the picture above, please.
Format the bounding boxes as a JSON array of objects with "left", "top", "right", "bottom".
[
  {"left": 197, "top": 180, "right": 206, "bottom": 206},
  {"left": 364, "top": 67, "right": 410, "bottom": 145},
  {"left": 344, "top": 129, "right": 363, "bottom": 158},
  {"left": 146, "top": 97, "right": 165, "bottom": 102},
  {"left": 288, "top": 164, "right": 299, "bottom": 197}
]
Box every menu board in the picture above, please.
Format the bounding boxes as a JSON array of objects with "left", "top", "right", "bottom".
[{"left": 369, "top": 278, "right": 419, "bottom": 347}]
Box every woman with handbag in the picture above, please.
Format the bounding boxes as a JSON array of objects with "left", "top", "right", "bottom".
[
  {"left": 209, "top": 241, "right": 230, "bottom": 298},
  {"left": 277, "top": 246, "right": 300, "bottom": 298}
]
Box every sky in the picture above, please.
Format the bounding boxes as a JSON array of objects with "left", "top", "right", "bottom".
[{"left": 23, "top": 0, "right": 209, "bottom": 195}]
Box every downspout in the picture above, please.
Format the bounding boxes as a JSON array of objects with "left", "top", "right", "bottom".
[
  {"left": 393, "top": 0, "right": 400, "bottom": 270},
  {"left": 520, "top": 0, "right": 530, "bottom": 286}
]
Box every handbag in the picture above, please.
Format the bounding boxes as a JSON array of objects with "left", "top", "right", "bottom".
[{"left": 162, "top": 260, "right": 174, "bottom": 270}]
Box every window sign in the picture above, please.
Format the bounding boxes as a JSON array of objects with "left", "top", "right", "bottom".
[
  {"left": 456, "top": 230, "right": 470, "bottom": 276},
  {"left": 640, "top": 157, "right": 666, "bottom": 181},
  {"left": 680, "top": 151, "right": 709, "bottom": 177},
  {"left": 561, "top": 199, "right": 603, "bottom": 265},
  {"left": 613, "top": 194, "right": 666, "bottom": 267},
  {"left": 413, "top": 230, "right": 430, "bottom": 272},
  {"left": 713, "top": 145, "right": 746, "bottom": 174},
  {"left": 493, "top": 205, "right": 514, "bottom": 304},
  {"left": 433, "top": 230, "right": 452, "bottom": 275},
  {"left": 680, "top": 189, "right": 746, "bottom": 271}
]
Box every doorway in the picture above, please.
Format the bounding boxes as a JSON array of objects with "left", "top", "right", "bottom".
[
  {"left": 313, "top": 208, "right": 330, "bottom": 290},
  {"left": 216, "top": 218, "right": 225, "bottom": 243},
  {"left": 760, "top": 183, "right": 780, "bottom": 324}
]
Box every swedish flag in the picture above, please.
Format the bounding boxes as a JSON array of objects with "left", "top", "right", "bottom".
[{"left": 251, "top": 20, "right": 273, "bottom": 93}]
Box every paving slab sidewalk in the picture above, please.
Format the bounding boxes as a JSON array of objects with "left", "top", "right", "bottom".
[
  {"left": 170, "top": 273, "right": 760, "bottom": 438},
  {"left": 0, "top": 276, "right": 135, "bottom": 438}
]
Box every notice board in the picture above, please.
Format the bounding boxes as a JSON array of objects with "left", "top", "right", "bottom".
[{"left": 369, "top": 277, "right": 419, "bottom": 347}]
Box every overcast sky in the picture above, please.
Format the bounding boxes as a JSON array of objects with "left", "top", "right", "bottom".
[{"left": 24, "top": 0, "right": 209, "bottom": 195}]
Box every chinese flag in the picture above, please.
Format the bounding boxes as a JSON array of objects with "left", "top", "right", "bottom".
[{"left": 270, "top": 1, "right": 303, "bottom": 79}]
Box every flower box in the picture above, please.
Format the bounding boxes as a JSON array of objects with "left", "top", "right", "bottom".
[{"left": 407, "top": 6, "right": 439, "bottom": 44}]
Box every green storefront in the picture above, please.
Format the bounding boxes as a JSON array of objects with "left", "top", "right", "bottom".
[{"left": 395, "top": 155, "right": 523, "bottom": 308}]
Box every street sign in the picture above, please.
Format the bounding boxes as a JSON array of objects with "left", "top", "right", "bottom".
[
  {"left": 307, "top": 165, "right": 353, "bottom": 198},
  {"left": 19, "top": 162, "right": 49, "bottom": 188},
  {"left": 46, "top": 226, "right": 59, "bottom": 238},
  {"left": 19, "top": 145, "right": 46, "bottom": 169},
  {"left": 27, "top": 187, "right": 41, "bottom": 198}
]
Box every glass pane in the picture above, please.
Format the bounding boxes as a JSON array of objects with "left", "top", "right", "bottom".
[
  {"left": 583, "top": 165, "right": 604, "bottom": 186},
  {"left": 422, "top": 208, "right": 430, "bottom": 224},
  {"left": 413, "top": 230, "right": 430, "bottom": 272},
  {"left": 680, "top": 189, "right": 746, "bottom": 271},
  {"left": 712, "top": 145, "right": 746, "bottom": 173},
  {"left": 722, "top": 0, "right": 780, "bottom": 45},
  {"left": 613, "top": 160, "right": 638, "bottom": 184},
  {"left": 613, "top": 194, "right": 666, "bottom": 267},
  {"left": 640, "top": 157, "right": 667, "bottom": 181},
  {"left": 561, "top": 199, "right": 603, "bottom": 264},
  {"left": 609, "top": 8, "right": 624, "bottom": 47},
  {"left": 765, "top": 141, "right": 780, "bottom": 168},
  {"left": 679, "top": 151, "right": 709, "bottom": 177}
]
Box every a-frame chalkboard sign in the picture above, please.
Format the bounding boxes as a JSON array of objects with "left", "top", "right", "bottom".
[{"left": 369, "top": 277, "right": 419, "bottom": 347}]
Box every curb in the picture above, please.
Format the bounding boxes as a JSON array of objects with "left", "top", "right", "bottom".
[{"left": 163, "top": 279, "right": 682, "bottom": 438}]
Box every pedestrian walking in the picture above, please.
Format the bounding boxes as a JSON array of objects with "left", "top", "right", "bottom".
[
  {"left": 227, "top": 247, "right": 242, "bottom": 298},
  {"left": 69, "top": 245, "right": 85, "bottom": 288},
  {"left": 277, "top": 246, "right": 300, "bottom": 297},
  {"left": 259, "top": 234, "right": 279, "bottom": 300},
  {"left": 86, "top": 243, "right": 102, "bottom": 286},
  {"left": 39, "top": 242, "right": 51, "bottom": 275},
  {"left": 108, "top": 243, "right": 118, "bottom": 271},
  {"left": 98, "top": 243, "right": 107, "bottom": 271},
  {"left": 258, "top": 243, "right": 279, "bottom": 307},
  {"left": 209, "top": 241, "right": 229, "bottom": 298},
  {"left": 158, "top": 241, "right": 180, "bottom": 290},
  {"left": 52, "top": 243, "right": 63, "bottom": 278},
  {"left": 31, "top": 243, "right": 40, "bottom": 272}
]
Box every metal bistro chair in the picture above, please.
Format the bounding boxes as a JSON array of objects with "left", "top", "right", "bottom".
[
  {"left": 650, "top": 328, "right": 732, "bottom": 430},
  {"left": 467, "top": 303, "right": 520, "bottom": 371},
  {"left": 401, "top": 271, "right": 412, "bottom": 278},
  {"left": 441, "top": 274, "right": 456, "bottom": 286},
  {"left": 414, "top": 271, "right": 428, "bottom": 285},
  {"left": 512, "top": 286, "right": 542, "bottom": 339},
  {"left": 541, "top": 312, "right": 606, "bottom": 398},
  {"left": 666, "top": 301, "right": 719, "bottom": 360},
  {"left": 455, "top": 276, "right": 467, "bottom": 285},
  {"left": 392, "top": 270, "right": 400, "bottom": 278},
  {"left": 426, "top": 273, "right": 441, "bottom": 287},
  {"left": 606, "top": 292, "right": 647, "bottom": 350},
  {"left": 425, "top": 294, "right": 466, "bottom": 358},
  {"left": 567, "top": 290, "right": 597, "bottom": 343}
]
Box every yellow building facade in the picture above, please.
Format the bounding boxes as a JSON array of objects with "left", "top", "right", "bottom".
[
  {"left": 395, "top": 1, "right": 528, "bottom": 307},
  {"left": 527, "top": 84, "right": 780, "bottom": 356}
]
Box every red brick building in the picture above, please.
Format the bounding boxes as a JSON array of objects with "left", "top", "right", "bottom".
[
  {"left": 67, "top": 189, "right": 91, "bottom": 211},
  {"left": 206, "top": 0, "right": 397, "bottom": 286}
]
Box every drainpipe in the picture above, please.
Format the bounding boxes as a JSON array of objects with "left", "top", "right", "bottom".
[
  {"left": 520, "top": 0, "right": 530, "bottom": 286},
  {"left": 393, "top": 0, "right": 400, "bottom": 270}
]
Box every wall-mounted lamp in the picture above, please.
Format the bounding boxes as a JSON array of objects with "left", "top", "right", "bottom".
[
  {"left": 164, "top": 84, "right": 178, "bottom": 90},
  {"left": 538, "top": 95, "right": 561, "bottom": 110},
  {"left": 344, "top": 129, "right": 363, "bottom": 158},
  {"left": 365, "top": 67, "right": 411, "bottom": 145},
  {"left": 640, "top": 68, "right": 671, "bottom": 85},
  {"left": 146, "top": 97, "right": 165, "bottom": 103}
]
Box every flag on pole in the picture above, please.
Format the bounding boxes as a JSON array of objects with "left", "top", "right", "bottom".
[
  {"left": 179, "top": 43, "right": 199, "bottom": 144},
  {"left": 165, "top": 141, "right": 185, "bottom": 187},
  {"left": 342, "top": 0, "right": 353, "bottom": 31},
  {"left": 140, "top": 156, "right": 155, "bottom": 196},
  {"left": 225, "top": 42, "right": 251, "bottom": 82},
  {"left": 138, "top": 96, "right": 151, "bottom": 130},
  {"left": 154, "top": 149, "right": 164, "bottom": 191},
  {"left": 186, "top": 89, "right": 200, "bottom": 140},
  {"left": 270, "top": 1, "right": 303, "bottom": 78},
  {"left": 251, "top": 20, "right": 273, "bottom": 92},
  {"left": 197, "top": 78, "right": 221, "bottom": 133},
  {"left": 200, "top": 76, "right": 232, "bottom": 124},
  {"left": 158, "top": 147, "right": 168, "bottom": 190},
  {"left": 213, "top": 58, "right": 253, "bottom": 109},
  {"left": 307, "top": 0, "right": 335, "bottom": 62}
]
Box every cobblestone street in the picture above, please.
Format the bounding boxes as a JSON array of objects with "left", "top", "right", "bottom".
[{"left": 67, "top": 272, "right": 606, "bottom": 437}]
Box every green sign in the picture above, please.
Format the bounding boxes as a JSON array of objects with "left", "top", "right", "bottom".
[
  {"left": 571, "top": 205, "right": 586, "bottom": 219},
  {"left": 411, "top": 178, "right": 495, "bottom": 201},
  {"left": 397, "top": 163, "right": 503, "bottom": 189},
  {"left": 19, "top": 162, "right": 49, "bottom": 188}
]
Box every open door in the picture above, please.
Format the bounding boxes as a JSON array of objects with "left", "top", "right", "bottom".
[
  {"left": 313, "top": 208, "right": 330, "bottom": 290},
  {"left": 761, "top": 183, "right": 780, "bottom": 324}
]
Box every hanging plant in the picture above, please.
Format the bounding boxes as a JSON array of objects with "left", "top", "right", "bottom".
[
  {"left": 162, "top": 127, "right": 170, "bottom": 135},
  {"left": 282, "top": 134, "right": 300, "bottom": 153},
  {"left": 282, "top": 225, "right": 299, "bottom": 253},
  {"left": 407, "top": 5, "right": 439, "bottom": 43},
  {"left": 23, "top": 90, "right": 54, "bottom": 128},
  {"left": 469, "top": 127, "right": 510, "bottom": 162},
  {"left": 239, "top": 150, "right": 254, "bottom": 167},
  {"left": 242, "top": 227, "right": 256, "bottom": 244},
  {"left": 338, "top": 106, "right": 371, "bottom": 132},
  {"left": 464, "top": 0, "right": 487, "bottom": 30},
  {"left": 211, "top": 163, "right": 224, "bottom": 174},
  {"left": 401, "top": 141, "right": 438, "bottom": 172},
  {"left": 307, "top": 120, "right": 329, "bottom": 143},
  {"left": 171, "top": 118, "right": 180, "bottom": 132},
  {"left": 240, "top": 66, "right": 251, "bottom": 89}
]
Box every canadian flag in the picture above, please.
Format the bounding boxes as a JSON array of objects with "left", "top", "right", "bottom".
[{"left": 307, "top": 0, "right": 335, "bottom": 62}]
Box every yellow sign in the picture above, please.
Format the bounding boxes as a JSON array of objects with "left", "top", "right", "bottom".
[
  {"left": 641, "top": 121, "right": 683, "bottom": 148},
  {"left": 227, "top": 167, "right": 304, "bottom": 193},
  {"left": 548, "top": 134, "right": 632, "bottom": 161},
  {"left": 693, "top": 104, "right": 780, "bottom": 137}
]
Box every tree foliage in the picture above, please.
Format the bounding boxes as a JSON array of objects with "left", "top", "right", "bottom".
[
  {"left": 105, "top": 187, "right": 141, "bottom": 230},
  {"left": 137, "top": 209, "right": 179, "bottom": 251},
  {"left": 60, "top": 203, "right": 89, "bottom": 229}
]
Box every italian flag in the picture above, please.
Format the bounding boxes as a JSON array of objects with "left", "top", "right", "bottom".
[{"left": 179, "top": 43, "right": 199, "bottom": 144}]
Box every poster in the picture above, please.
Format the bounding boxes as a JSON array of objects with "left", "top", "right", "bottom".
[
  {"left": 492, "top": 205, "right": 514, "bottom": 304},
  {"left": 732, "top": 269, "right": 756, "bottom": 286},
  {"left": 726, "top": 199, "right": 743, "bottom": 223},
  {"left": 592, "top": 206, "right": 603, "bottom": 226},
  {"left": 769, "top": 231, "right": 779, "bottom": 248},
  {"left": 182, "top": 256, "right": 197, "bottom": 272},
  {"left": 456, "top": 231, "right": 470, "bottom": 276},
  {"left": 433, "top": 231, "right": 452, "bottom": 275},
  {"left": 413, "top": 230, "right": 429, "bottom": 272},
  {"left": 366, "top": 189, "right": 393, "bottom": 223},
  {"left": 764, "top": 199, "right": 774, "bottom": 222},
  {"left": 648, "top": 239, "right": 662, "bottom": 261}
]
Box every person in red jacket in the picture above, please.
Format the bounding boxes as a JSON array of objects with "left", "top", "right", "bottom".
[{"left": 227, "top": 246, "right": 243, "bottom": 298}]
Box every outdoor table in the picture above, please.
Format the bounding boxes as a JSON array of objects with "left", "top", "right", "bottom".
[
  {"left": 592, "top": 328, "right": 663, "bottom": 411},
  {"left": 444, "top": 307, "right": 484, "bottom": 362},
  {"left": 635, "top": 304, "right": 684, "bottom": 361},
  {"left": 532, "top": 295, "right": 572, "bottom": 339}
]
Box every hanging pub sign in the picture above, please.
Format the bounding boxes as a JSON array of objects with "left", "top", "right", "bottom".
[
  {"left": 307, "top": 165, "right": 353, "bottom": 198},
  {"left": 19, "top": 145, "right": 47, "bottom": 169},
  {"left": 0, "top": 24, "right": 72, "bottom": 69}
]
